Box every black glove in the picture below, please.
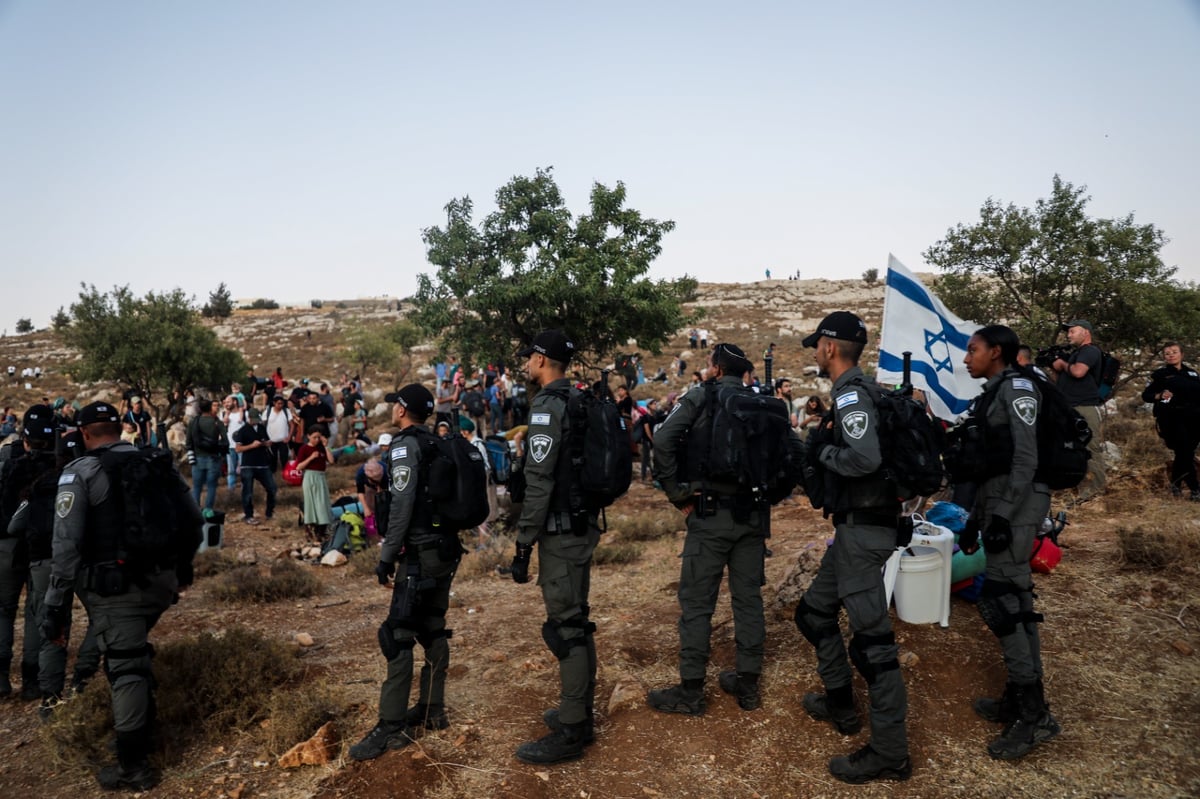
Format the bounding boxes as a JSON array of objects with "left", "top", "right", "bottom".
[
  {"left": 959, "top": 516, "right": 980, "bottom": 555},
  {"left": 176, "top": 560, "right": 195, "bottom": 590},
  {"left": 510, "top": 543, "right": 533, "bottom": 584},
  {"left": 40, "top": 604, "right": 70, "bottom": 646},
  {"left": 375, "top": 560, "right": 395, "bottom": 586},
  {"left": 983, "top": 516, "right": 1013, "bottom": 554}
]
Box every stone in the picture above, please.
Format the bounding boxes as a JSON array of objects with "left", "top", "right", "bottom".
[
  {"left": 607, "top": 678, "right": 644, "bottom": 716},
  {"left": 320, "top": 550, "right": 347, "bottom": 567},
  {"left": 898, "top": 650, "right": 920, "bottom": 668},
  {"left": 277, "top": 721, "right": 338, "bottom": 768},
  {"left": 1171, "top": 639, "right": 1194, "bottom": 656},
  {"left": 236, "top": 548, "right": 258, "bottom": 564},
  {"left": 295, "top": 632, "right": 315, "bottom": 647},
  {"left": 485, "top": 650, "right": 507, "bottom": 663},
  {"left": 771, "top": 545, "right": 823, "bottom": 612}
]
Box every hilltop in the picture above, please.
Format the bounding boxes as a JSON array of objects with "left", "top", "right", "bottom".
[{"left": 0, "top": 278, "right": 1196, "bottom": 799}]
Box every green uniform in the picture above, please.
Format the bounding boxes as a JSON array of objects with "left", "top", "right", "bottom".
[
  {"left": 653, "top": 375, "right": 772, "bottom": 681},
  {"left": 516, "top": 378, "right": 599, "bottom": 726},
  {"left": 795, "top": 367, "right": 908, "bottom": 761},
  {"left": 971, "top": 369, "right": 1050, "bottom": 685},
  {"left": 376, "top": 427, "right": 459, "bottom": 722},
  {"left": 0, "top": 442, "right": 38, "bottom": 694}
]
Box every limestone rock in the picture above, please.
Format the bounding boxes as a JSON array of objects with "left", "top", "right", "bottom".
[
  {"left": 1172, "top": 639, "right": 1194, "bottom": 656},
  {"left": 236, "top": 548, "right": 258, "bottom": 565},
  {"left": 277, "top": 721, "right": 338, "bottom": 768},
  {"left": 607, "top": 678, "right": 644, "bottom": 716},
  {"left": 295, "top": 632, "right": 315, "bottom": 647},
  {"left": 320, "top": 549, "right": 347, "bottom": 566},
  {"left": 771, "top": 544, "right": 824, "bottom": 613}
]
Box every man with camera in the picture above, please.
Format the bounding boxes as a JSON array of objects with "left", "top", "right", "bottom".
[{"left": 1050, "top": 320, "right": 1105, "bottom": 502}]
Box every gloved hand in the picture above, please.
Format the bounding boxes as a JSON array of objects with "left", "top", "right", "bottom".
[
  {"left": 375, "top": 560, "right": 395, "bottom": 586},
  {"left": 983, "top": 516, "right": 1013, "bottom": 554},
  {"left": 40, "top": 604, "right": 71, "bottom": 646},
  {"left": 510, "top": 543, "right": 533, "bottom": 584},
  {"left": 187, "top": 450, "right": 197, "bottom": 465},
  {"left": 959, "top": 516, "right": 980, "bottom": 555},
  {"left": 176, "top": 560, "right": 195, "bottom": 590}
]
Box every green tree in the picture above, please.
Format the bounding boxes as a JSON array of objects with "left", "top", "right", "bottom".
[
  {"left": 202, "top": 282, "right": 235, "bottom": 318},
  {"left": 862, "top": 268, "right": 879, "bottom": 286},
  {"left": 51, "top": 306, "right": 71, "bottom": 331},
  {"left": 248, "top": 298, "right": 279, "bottom": 310},
  {"left": 413, "top": 167, "right": 697, "bottom": 369},
  {"left": 15, "top": 318, "right": 33, "bottom": 334},
  {"left": 63, "top": 285, "right": 248, "bottom": 418},
  {"left": 925, "top": 175, "right": 1200, "bottom": 378},
  {"left": 344, "top": 319, "right": 423, "bottom": 387}
]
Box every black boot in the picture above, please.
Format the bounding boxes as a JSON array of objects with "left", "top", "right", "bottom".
[
  {"left": 647, "top": 678, "right": 705, "bottom": 716},
  {"left": 404, "top": 703, "right": 449, "bottom": 731},
  {"left": 38, "top": 692, "right": 62, "bottom": 722},
  {"left": 987, "top": 683, "right": 1061, "bottom": 760},
  {"left": 829, "top": 743, "right": 912, "bottom": 784},
  {"left": 72, "top": 667, "right": 96, "bottom": 695},
  {"left": 0, "top": 660, "right": 11, "bottom": 698},
  {"left": 97, "top": 727, "right": 160, "bottom": 791},
  {"left": 973, "top": 681, "right": 1018, "bottom": 723},
  {"left": 515, "top": 721, "right": 588, "bottom": 764},
  {"left": 718, "top": 671, "right": 761, "bottom": 711},
  {"left": 543, "top": 708, "right": 596, "bottom": 744},
  {"left": 19, "top": 662, "right": 40, "bottom": 701},
  {"left": 802, "top": 683, "right": 862, "bottom": 735},
  {"left": 349, "top": 720, "right": 414, "bottom": 761}
]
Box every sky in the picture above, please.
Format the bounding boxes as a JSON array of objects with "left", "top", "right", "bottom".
[{"left": 2, "top": 1, "right": 1198, "bottom": 331}]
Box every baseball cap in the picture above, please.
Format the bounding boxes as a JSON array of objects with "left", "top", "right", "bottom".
[
  {"left": 246, "top": 408, "right": 262, "bottom": 421},
  {"left": 77, "top": 401, "right": 121, "bottom": 426},
  {"left": 22, "top": 405, "right": 56, "bottom": 442},
  {"left": 384, "top": 384, "right": 435, "bottom": 414},
  {"left": 58, "top": 428, "right": 85, "bottom": 461},
  {"left": 458, "top": 415, "right": 475, "bottom": 432},
  {"left": 803, "top": 312, "right": 869, "bottom": 348},
  {"left": 712, "top": 343, "right": 753, "bottom": 376},
  {"left": 377, "top": 433, "right": 393, "bottom": 447},
  {"left": 516, "top": 329, "right": 576, "bottom": 363},
  {"left": 1063, "top": 319, "right": 1093, "bottom": 332}
]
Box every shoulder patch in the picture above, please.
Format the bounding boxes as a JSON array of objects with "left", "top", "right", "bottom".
[
  {"left": 836, "top": 391, "right": 859, "bottom": 409},
  {"left": 390, "top": 446, "right": 408, "bottom": 460},
  {"left": 391, "top": 464, "right": 412, "bottom": 491},
  {"left": 1012, "top": 396, "right": 1038, "bottom": 426},
  {"left": 529, "top": 433, "right": 554, "bottom": 463},
  {"left": 55, "top": 491, "right": 75, "bottom": 518},
  {"left": 531, "top": 412, "right": 551, "bottom": 426},
  {"left": 1011, "top": 377, "right": 1034, "bottom": 392},
  {"left": 58, "top": 473, "right": 77, "bottom": 486},
  {"left": 841, "top": 410, "right": 869, "bottom": 440}
]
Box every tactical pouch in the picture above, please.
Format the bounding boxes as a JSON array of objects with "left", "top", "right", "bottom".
[
  {"left": 508, "top": 469, "right": 527, "bottom": 503},
  {"left": 86, "top": 563, "right": 129, "bottom": 597},
  {"left": 895, "top": 516, "right": 915, "bottom": 548},
  {"left": 377, "top": 621, "right": 401, "bottom": 660},
  {"left": 437, "top": 533, "right": 465, "bottom": 563},
  {"left": 569, "top": 510, "right": 590, "bottom": 536}
]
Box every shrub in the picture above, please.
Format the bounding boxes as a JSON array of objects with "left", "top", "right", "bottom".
[
  {"left": 207, "top": 558, "right": 322, "bottom": 602},
  {"left": 592, "top": 542, "right": 643, "bottom": 565},
  {"left": 862, "top": 268, "right": 879, "bottom": 286},
  {"left": 265, "top": 684, "right": 341, "bottom": 755},
  {"left": 248, "top": 298, "right": 280, "bottom": 310},
  {"left": 193, "top": 548, "right": 240, "bottom": 579},
  {"left": 609, "top": 510, "right": 683, "bottom": 542},
  {"left": 1116, "top": 502, "right": 1200, "bottom": 571},
  {"left": 15, "top": 317, "right": 33, "bottom": 334}
]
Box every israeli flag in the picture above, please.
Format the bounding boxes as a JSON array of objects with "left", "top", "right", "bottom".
[{"left": 878, "top": 255, "right": 983, "bottom": 420}]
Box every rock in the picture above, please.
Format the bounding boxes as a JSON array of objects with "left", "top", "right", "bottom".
[
  {"left": 606, "top": 678, "right": 643, "bottom": 716},
  {"left": 295, "top": 632, "right": 315, "bottom": 647},
  {"left": 320, "top": 550, "right": 347, "bottom": 567},
  {"left": 236, "top": 548, "right": 258, "bottom": 565},
  {"left": 277, "top": 721, "right": 338, "bottom": 768},
  {"left": 898, "top": 650, "right": 920, "bottom": 668},
  {"left": 1171, "top": 639, "right": 1194, "bottom": 656},
  {"left": 303, "top": 545, "right": 322, "bottom": 559},
  {"left": 485, "top": 650, "right": 507, "bottom": 663},
  {"left": 371, "top": 402, "right": 390, "bottom": 418},
  {"left": 771, "top": 544, "right": 823, "bottom": 612}
]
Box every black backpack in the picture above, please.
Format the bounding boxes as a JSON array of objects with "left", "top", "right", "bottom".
[
  {"left": 554, "top": 386, "right": 633, "bottom": 514},
  {"left": 417, "top": 431, "right": 490, "bottom": 531},
  {"left": 849, "top": 378, "right": 946, "bottom": 501},
  {"left": 464, "top": 390, "right": 487, "bottom": 417},
  {"left": 691, "top": 384, "right": 799, "bottom": 505},
  {"left": 98, "top": 448, "right": 197, "bottom": 568},
  {"left": 1097, "top": 351, "right": 1121, "bottom": 400}
]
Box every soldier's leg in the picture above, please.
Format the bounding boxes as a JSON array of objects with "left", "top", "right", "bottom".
[
  {"left": 538, "top": 531, "right": 598, "bottom": 725},
  {"left": 676, "top": 512, "right": 735, "bottom": 681},
  {"left": 794, "top": 544, "right": 851, "bottom": 690},
  {"left": 72, "top": 593, "right": 102, "bottom": 692},
  {"left": 353, "top": 589, "right": 419, "bottom": 761},
  {"left": 0, "top": 538, "right": 22, "bottom": 695},
  {"left": 415, "top": 555, "right": 455, "bottom": 711},
  {"left": 28, "top": 561, "right": 66, "bottom": 700},
  {"left": 726, "top": 517, "right": 766, "bottom": 677},
  {"left": 980, "top": 524, "right": 1040, "bottom": 687}
]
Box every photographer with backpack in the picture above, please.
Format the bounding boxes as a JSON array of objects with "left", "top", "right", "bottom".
[
  {"left": 793, "top": 312, "right": 911, "bottom": 785},
  {"left": 648, "top": 342, "right": 796, "bottom": 718},
  {"left": 1050, "top": 320, "right": 1106, "bottom": 502},
  {"left": 958, "top": 325, "right": 1061, "bottom": 760},
  {"left": 40, "top": 402, "right": 202, "bottom": 791}
]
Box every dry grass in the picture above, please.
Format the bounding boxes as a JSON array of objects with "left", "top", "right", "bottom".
[
  {"left": 192, "top": 547, "right": 240, "bottom": 579},
  {"left": 206, "top": 557, "right": 323, "bottom": 602},
  {"left": 265, "top": 683, "right": 343, "bottom": 756},
  {"left": 1115, "top": 500, "right": 1200, "bottom": 570},
  {"left": 592, "top": 541, "right": 644, "bottom": 565},
  {"left": 607, "top": 509, "right": 685, "bottom": 542}
]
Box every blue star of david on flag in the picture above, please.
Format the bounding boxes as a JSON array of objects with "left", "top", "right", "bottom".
[{"left": 924, "top": 328, "right": 952, "bottom": 372}]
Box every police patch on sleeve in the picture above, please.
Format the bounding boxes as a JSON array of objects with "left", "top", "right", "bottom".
[
  {"left": 529, "top": 433, "right": 553, "bottom": 463},
  {"left": 841, "top": 411, "right": 869, "bottom": 440},
  {"left": 531, "top": 412, "right": 551, "bottom": 426},
  {"left": 391, "top": 446, "right": 407, "bottom": 460},
  {"left": 392, "top": 465, "right": 411, "bottom": 491},
  {"left": 836, "top": 391, "right": 860, "bottom": 409},
  {"left": 1012, "top": 396, "right": 1038, "bottom": 426},
  {"left": 55, "top": 491, "right": 75, "bottom": 518},
  {"left": 1012, "top": 377, "right": 1034, "bottom": 393}
]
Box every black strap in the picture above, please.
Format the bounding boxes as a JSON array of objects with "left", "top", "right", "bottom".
[{"left": 832, "top": 510, "right": 898, "bottom": 528}]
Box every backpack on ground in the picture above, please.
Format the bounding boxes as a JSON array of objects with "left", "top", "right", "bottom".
[
  {"left": 549, "top": 386, "right": 633, "bottom": 514},
  {"left": 693, "top": 384, "right": 798, "bottom": 505},
  {"left": 97, "top": 447, "right": 197, "bottom": 568},
  {"left": 1098, "top": 351, "right": 1121, "bottom": 400},
  {"left": 417, "top": 431, "right": 490, "bottom": 530},
  {"left": 850, "top": 378, "right": 946, "bottom": 501}
]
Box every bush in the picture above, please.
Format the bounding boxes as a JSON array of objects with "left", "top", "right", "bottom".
[
  {"left": 248, "top": 298, "right": 280, "bottom": 310},
  {"left": 265, "top": 684, "right": 341, "bottom": 755},
  {"left": 15, "top": 317, "right": 33, "bottom": 334},
  {"left": 207, "top": 558, "right": 322, "bottom": 602},
  {"left": 592, "top": 542, "right": 643, "bottom": 565},
  {"left": 193, "top": 547, "right": 240, "bottom": 579},
  {"left": 609, "top": 510, "right": 683, "bottom": 542},
  {"left": 1116, "top": 503, "right": 1200, "bottom": 571},
  {"left": 862, "top": 268, "right": 879, "bottom": 286}
]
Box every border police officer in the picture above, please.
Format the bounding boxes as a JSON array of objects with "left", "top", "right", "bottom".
[
  {"left": 961, "top": 324, "right": 1060, "bottom": 759},
  {"left": 794, "top": 312, "right": 911, "bottom": 784},
  {"left": 646, "top": 343, "right": 769, "bottom": 714},
  {"left": 508, "top": 330, "right": 600, "bottom": 765},
  {"left": 42, "top": 401, "right": 201, "bottom": 791},
  {"left": 351, "top": 384, "right": 460, "bottom": 761}
]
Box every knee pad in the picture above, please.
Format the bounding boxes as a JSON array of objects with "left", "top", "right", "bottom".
[
  {"left": 377, "top": 623, "right": 417, "bottom": 660},
  {"left": 978, "top": 580, "right": 1021, "bottom": 637},
  {"left": 541, "top": 617, "right": 593, "bottom": 660},
  {"left": 416, "top": 628, "right": 453, "bottom": 650},
  {"left": 794, "top": 598, "right": 839, "bottom": 647},
  {"left": 103, "top": 644, "right": 156, "bottom": 686},
  {"left": 848, "top": 632, "right": 899, "bottom": 684}
]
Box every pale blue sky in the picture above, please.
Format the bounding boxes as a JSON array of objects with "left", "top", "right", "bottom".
[{"left": 2, "top": 1, "right": 1197, "bottom": 330}]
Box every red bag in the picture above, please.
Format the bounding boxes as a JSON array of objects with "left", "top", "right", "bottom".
[
  {"left": 1030, "top": 536, "right": 1062, "bottom": 574},
  {"left": 282, "top": 459, "right": 304, "bottom": 487}
]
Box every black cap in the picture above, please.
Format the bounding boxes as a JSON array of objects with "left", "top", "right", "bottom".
[
  {"left": 22, "top": 404, "right": 56, "bottom": 442},
  {"left": 77, "top": 401, "right": 121, "bottom": 426},
  {"left": 58, "top": 428, "right": 85, "bottom": 461},
  {"left": 384, "top": 384, "right": 435, "bottom": 414},
  {"left": 1062, "top": 319, "right": 1093, "bottom": 333},
  {"left": 517, "top": 329, "right": 576, "bottom": 363},
  {"left": 803, "top": 312, "right": 868, "bottom": 348},
  {"left": 712, "top": 343, "right": 753, "bottom": 376}
]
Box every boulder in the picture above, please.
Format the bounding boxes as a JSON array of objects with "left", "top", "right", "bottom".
[
  {"left": 320, "top": 550, "right": 347, "bottom": 567},
  {"left": 277, "top": 721, "right": 338, "bottom": 768},
  {"left": 606, "top": 678, "right": 644, "bottom": 716},
  {"left": 771, "top": 545, "right": 823, "bottom": 613}
]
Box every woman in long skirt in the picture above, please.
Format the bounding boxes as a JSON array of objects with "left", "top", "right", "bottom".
[{"left": 296, "top": 425, "right": 333, "bottom": 544}]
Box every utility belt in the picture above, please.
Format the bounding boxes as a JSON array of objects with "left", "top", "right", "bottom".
[
  {"left": 693, "top": 491, "right": 761, "bottom": 522},
  {"left": 831, "top": 510, "right": 900, "bottom": 528},
  {"left": 82, "top": 561, "right": 171, "bottom": 597},
  {"left": 543, "top": 510, "right": 594, "bottom": 536}
]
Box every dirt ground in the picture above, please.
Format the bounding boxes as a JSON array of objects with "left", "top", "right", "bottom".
[{"left": 0, "top": 282, "right": 1197, "bottom": 798}]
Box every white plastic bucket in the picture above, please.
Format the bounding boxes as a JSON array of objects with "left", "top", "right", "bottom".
[{"left": 894, "top": 546, "right": 943, "bottom": 624}]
